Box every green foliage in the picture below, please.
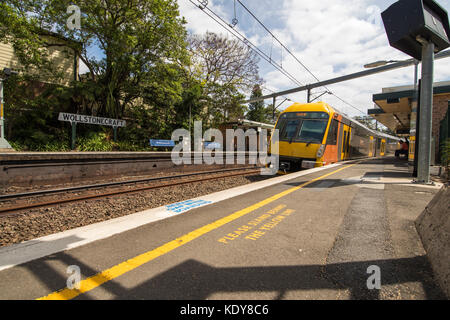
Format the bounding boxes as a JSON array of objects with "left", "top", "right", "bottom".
[
  {"left": 9, "top": 140, "right": 71, "bottom": 152},
  {"left": 1, "top": 3, "right": 263, "bottom": 151},
  {"left": 174, "top": 80, "right": 204, "bottom": 130},
  {"left": 246, "top": 84, "right": 275, "bottom": 123},
  {"left": 353, "top": 116, "right": 377, "bottom": 130},
  {"left": 188, "top": 32, "right": 259, "bottom": 127},
  {"left": 205, "top": 83, "right": 246, "bottom": 127},
  {"left": 77, "top": 132, "right": 113, "bottom": 151},
  {"left": 2, "top": 74, "right": 71, "bottom": 151},
  {"left": 440, "top": 138, "right": 450, "bottom": 181},
  {"left": 0, "top": 2, "right": 55, "bottom": 76},
  {"left": 3, "top": 0, "right": 189, "bottom": 119}
]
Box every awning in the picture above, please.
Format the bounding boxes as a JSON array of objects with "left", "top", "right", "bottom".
[{"left": 368, "top": 82, "right": 450, "bottom": 135}]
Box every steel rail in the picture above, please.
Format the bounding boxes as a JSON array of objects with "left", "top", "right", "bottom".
[
  {"left": 0, "top": 168, "right": 262, "bottom": 215},
  {"left": 0, "top": 166, "right": 260, "bottom": 201}
]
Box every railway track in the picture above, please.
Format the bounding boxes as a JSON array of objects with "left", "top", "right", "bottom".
[{"left": 0, "top": 167, "right": 263, "bottom": 216}]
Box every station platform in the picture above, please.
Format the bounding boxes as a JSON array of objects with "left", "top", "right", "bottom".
[{"left": 0, "top": 157, "right": 446, "bottom": 300}]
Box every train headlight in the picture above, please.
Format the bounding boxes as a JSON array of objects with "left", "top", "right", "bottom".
[{"left": 316, "top": 144, "right": 325, "bottom": 158}]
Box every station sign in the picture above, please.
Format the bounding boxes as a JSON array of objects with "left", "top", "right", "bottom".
[
  {"left": 150, "top": 139, "right": 175, "bottom": 147},
  {"left": 58, "top": 113, "right": 126, "bottom": 127}
]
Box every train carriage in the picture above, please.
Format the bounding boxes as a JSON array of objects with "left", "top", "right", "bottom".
[{"left": 272, "top": 102, "right": 400, "bottom": 171}]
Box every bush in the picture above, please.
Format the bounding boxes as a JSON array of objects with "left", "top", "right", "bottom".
[
  {"left": 9, "top": 139, "right": 71, "bottom": 152},
  {"left": 441, "top": 138, "right": 450, "bottom": 181},
  {"left": 77, "top": 132, "right": 114, "bottom": 151}
]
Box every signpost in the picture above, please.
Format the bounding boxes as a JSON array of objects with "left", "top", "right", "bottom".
[
  {"left": 382, "top": 0, "right": 450, "bottom": 184},
  {"left": 149, "top": 139, "right": 175, "bottom": 148},
  {"left": 58, "top": 113, "right": 126, "bottom": 127},
  {"left": 58, "top": 112, "right": 126, "bottom": 150}
]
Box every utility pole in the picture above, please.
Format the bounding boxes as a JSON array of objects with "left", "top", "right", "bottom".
[
  {"left": 272, "top": 96, "right": 276, "bottom": 122},
  {"left": 381, "top": 0, "right": 450, "bottom": 184},
  {"left": 416, "top": 38, "right": 435, "bottom": 184},
  {"left": 412, "top": 60, "right": 420, "bottom": 177}
]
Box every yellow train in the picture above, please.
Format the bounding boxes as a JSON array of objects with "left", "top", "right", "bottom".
[{"left": 272, "top": 102, "right": 400, "bottom": 171}]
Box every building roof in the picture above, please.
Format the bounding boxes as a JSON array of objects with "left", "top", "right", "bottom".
[{"left": 368, "top": 81, "right": 450, "bottom": 135}]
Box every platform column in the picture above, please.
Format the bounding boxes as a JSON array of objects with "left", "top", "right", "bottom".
[{"left": 416, "top": 40, "right": 434, "bottom": 184}]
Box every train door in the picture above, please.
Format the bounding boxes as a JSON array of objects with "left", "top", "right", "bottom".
[
  {"left": 408, "top": 136, "right": 415, "bottom": 161},
  {"left": 341, "top": 125, "right": 351, "bottom": 160},
  {"left": 368, "top": 136, "right": 374, "bottom": 157},
  {"left": 380, "top": 139, "right": 386, "bottom": 156},
  {"left": 375, "top": 138, "right": 381, "bottom": 157}
]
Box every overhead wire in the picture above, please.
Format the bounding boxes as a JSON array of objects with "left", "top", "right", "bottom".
[
  {"left": 187, "top": 43, "right": 292, "bottom": 102},
  {"left": 235, "top": 0, "right": 367, "bottom": 115},
  {"left": 188, "top": 0, "right": 304, "bottom": 89},
  {"left": 188, "top": 0, "right": 365, "bottom": 115}
]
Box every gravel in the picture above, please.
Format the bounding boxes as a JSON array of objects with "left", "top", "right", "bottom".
[{"left": 0, "top": 173, "right": 270, "bottom": 247}]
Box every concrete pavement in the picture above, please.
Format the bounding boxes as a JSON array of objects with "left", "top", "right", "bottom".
[{"left": 0, "top": 157, "right": 445, "bottom": 300}]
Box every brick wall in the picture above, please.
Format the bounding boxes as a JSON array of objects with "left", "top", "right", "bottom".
[{"left": 432, "top": 94, "right": 450, "bottom": 162}]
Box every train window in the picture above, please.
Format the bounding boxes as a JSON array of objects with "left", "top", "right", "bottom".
[
  {"left": 326, "top": 119, "right": 339, "bottom": 145},
  {"left": 280, "top": 119, "right": 300, "bottom": 140},
  {"left": 297, "top": 120, "right": 328, "bottom": 143},
  {"left": 276, "top": 112, "right": 330, "bottom": 142}
]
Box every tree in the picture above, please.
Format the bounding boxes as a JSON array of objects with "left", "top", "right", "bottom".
[
  {"left": 187, "top": 32, "right": 261, "bottom": 126},
  {"left": 1, "top": 0, "right": 189, "bottom": 118},
  {"left": 353, "top": 116, "right": 377, "bottom": 130},
  {"left": 265, "top": 103, "right": 281, "bottom": 124},
  {"left": 246, "top": 85, "right": 267, "bottom": 123},
  {"left": 188, "top": 32, "right": 260, "bottom": 90}
]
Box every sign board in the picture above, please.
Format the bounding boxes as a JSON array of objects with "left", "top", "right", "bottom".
[
  {"left": 58, "top": 113, "right": 126, "bottom": 127},
  {"left": 382, "top": 0, "right": 450, "bottom": 60},
  {"left": 150, "top": 139, "right": 175, "bottom": 147},
  {"left": 204, "top": 142, "right": 221, "bottom": 149}
]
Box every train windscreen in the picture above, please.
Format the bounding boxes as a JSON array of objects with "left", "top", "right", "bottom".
[
  {"left": 297, "top": 120, "right": 328, "bottom": 143},
  {"left": 276, "top": 112, "right": 329, "bottom": 143}
]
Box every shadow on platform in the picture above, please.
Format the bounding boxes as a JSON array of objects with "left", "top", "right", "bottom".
[{"left": 18, "top": 251, "right": 445, "bottom": 300}]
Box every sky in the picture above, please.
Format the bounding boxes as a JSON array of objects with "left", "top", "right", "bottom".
[{"left": 177, "top": 0, "right": 450, "bottom": 117}]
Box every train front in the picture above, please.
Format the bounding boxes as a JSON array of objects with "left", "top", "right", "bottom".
[{"left": 272, "top": 102, "right": 333, "bottom": 171}]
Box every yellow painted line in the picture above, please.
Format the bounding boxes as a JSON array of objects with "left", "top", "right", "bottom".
[{"left": 38, "top": 163, "right": 357, "bottom": 300}]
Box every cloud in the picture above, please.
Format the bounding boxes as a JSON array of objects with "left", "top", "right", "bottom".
[
  {"left": 178, "top": 0, "right": 231, "bottom": 36},
  {"left": 178, "top": 0, "right": 450, "bottom": 116}
]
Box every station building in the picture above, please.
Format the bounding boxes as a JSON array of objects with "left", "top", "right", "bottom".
[
  {"left": 368, "top": 81, "right": 450, "bottom": 165},
  {"left": 219, "top": 119, "right": 274, "bottom": 152},
  {"left": 0, "top": 30, "right": 80, "bottom": 86}
]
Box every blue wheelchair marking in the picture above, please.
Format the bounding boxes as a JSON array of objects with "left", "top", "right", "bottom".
[{"left": 166, "top": 199, "right": 213, "bottom": 213}]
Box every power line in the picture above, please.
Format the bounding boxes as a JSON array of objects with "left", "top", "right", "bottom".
[
  {"left": 188, "top": 0, "right": 364, "bottom": 115},
  {"left": 187, "top": 0, "right": 304, "bottom": 88},
  {"left": 187, "top": 46, "right": 292, "bottom": 103},
  {"left": 236, "top": 0, "right": 320, "bottom": 82},
  {"left": 234, "top": 0, "right": 367, "bottom": 115},
  {"left": 329, "top": 93, "right": 366, "bottom": 115}
]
